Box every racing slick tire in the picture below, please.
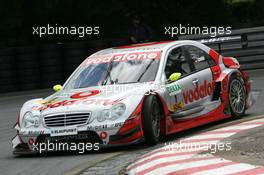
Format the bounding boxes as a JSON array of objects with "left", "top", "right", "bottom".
[
  {"left": 142, "top": 95, "right": 161, "bottom": 145},
  {"left": 228, "top": 75, "right": 246, "bottom": 118}
]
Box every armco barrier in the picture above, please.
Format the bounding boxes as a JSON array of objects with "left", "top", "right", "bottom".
[
  {"left": 15, "top": 46, "right": 40, "bottom": 91},
  {"left": 0, "top": 27, "right": 263, "bottom": 93},
  {"left": 178, "top": 26, "right": 264, "bottom": 70},
  {"left": 0, "top": 39, "right": 113, "bottom": 93},
  {"left": 0, "top": 48, "right": 16, "bottom": 92},
  {"left": 39, "top": 44, "right": 63, "bottom": 88}
]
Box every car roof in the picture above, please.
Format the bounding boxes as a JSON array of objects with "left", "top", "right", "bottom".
[
  {"left": 90, "top": 40, "right": 178, "bottom": 56},
  {"left": 88, "top": 40, "right": 207, "bottom": 58}
]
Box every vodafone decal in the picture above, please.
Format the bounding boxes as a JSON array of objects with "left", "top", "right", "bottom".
[
  {"left": 183, "top": 80, "right": 214, "bottom": 104},
  {"left": 71, "top": 90, "right": 101, "bottom": 99},
  {"left": 32, "top": 98, "right": 120, "bottom": 111},
  {"left": 32, "top": 90, "right": 119, "bottom": 111},
  {"left": 84, "top": 51, "right": 161, "bottom": 65}
]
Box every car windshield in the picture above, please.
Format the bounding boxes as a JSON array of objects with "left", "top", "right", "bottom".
[{"left": 64, "top": 51, "right": 161, "bottom": 90}]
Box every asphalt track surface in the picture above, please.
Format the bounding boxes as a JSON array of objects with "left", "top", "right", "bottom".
[{"left": 0, "top": 69, "right": 264, "bottom": 175}]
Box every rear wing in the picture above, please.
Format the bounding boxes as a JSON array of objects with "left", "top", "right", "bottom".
[
  {"left": 200, "top": 36, "right": 241, "bottom": 53},
  {"left": 178, "top": 26, "right": 264, "bottom": 70},
  {"left": 200, "top": 36, "right": 241, "bottom": 45},
  {"left": 178, "top": 33, "right": 243, "bottom": 54}
]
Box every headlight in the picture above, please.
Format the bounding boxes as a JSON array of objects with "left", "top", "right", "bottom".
[
  {"left": 97, "top": 103, "right": 126, "bottom": 122},
  {"left": 22, "top": 112, "right": 40, "bottom": 128}
]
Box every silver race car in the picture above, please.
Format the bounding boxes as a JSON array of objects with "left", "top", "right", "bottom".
[{"left": 12, "top": 40, "right": 253, "bottom": 154}]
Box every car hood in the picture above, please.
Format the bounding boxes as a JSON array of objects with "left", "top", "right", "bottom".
[{"left": 22, "top": 82, "right": 160, "bottom": 116}]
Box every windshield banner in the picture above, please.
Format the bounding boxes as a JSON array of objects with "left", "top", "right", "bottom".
[{"left": 83, "top": 51, "right": 161, "bottom": 65}]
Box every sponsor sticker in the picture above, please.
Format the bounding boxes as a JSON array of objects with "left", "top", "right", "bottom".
[
  {"left": 87, "top": 122, "right": 124, "bottom": 131},
  {"left": 183, "top": 80, "right": 214, "bottom": 104},
  {"left": 195, "top": 56, "right": 206, "bottom": 62},
  {"left": 70, "top": 90, "right": 101, "bottom": 99},
  {"left": 28, "top": 130, "right": 45, "bottom": 135},
  {"left": 83, "top": 51, "right": 161, "bottom": 65},
  {"left": 50, "top": 127, "right": 77, "bottom": 137},
  {"left": 166, "top": 82, "right": 182, "bottom": 96},
  {"left": 87, "top": 124, "right": 108, "bottom": 131},
  {"left": 111, "top": 122, "right": 124, "bottom": 128},
  {"left": 170, "top": 101, "right": 184, "bottom": 112},
  {"left": 39, "top": 98, "right": 58, "bottom": 105},
  {"left": 33, "top": 98, "right": 121, "bottom": 111}
]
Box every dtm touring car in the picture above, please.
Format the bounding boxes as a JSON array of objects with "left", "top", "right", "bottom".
[{"left": 12, "top": 40, "right": 253, "bottom": 154}]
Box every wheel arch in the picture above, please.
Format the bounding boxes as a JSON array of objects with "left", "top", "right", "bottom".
[
  {"left": 212, "top": 68, "right": 248, "bottom": 113},
  {"left": 212, "top": 69, "right": 243, "bottom": 100},
  {"left": 151, "top": 93, "right": 170, "bottom": 135}
]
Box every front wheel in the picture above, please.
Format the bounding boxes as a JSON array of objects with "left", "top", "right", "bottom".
[
  {"left": 228, "top": 75, "right": 246, "bottom": 117},
  {"left": 141, "top": 95, "right": 161, "bottom": 145}
]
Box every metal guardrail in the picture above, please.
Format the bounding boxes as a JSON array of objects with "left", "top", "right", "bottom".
[
  {"left": 178, "top": 26, "right": 264, "bottom": 70},
  {"left": 0, "top": 27, "right": 263, "bottom": 93},
  {"left": 0, "top": 39, "right": 131, "bottom": 93}
]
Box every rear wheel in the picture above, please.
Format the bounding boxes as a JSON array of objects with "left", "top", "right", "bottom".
[
  {"left": 142, "top": 95, "right": 161, "bottom": 145},
  {"left": 228, "top": 75, "right": 246, "bottom": 117}
]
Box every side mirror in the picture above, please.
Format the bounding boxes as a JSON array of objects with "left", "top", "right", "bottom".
[
  {"left": 53, "top": 84, "right": 62, "bottom": 92},
  {"left": 169, "top": 72, "right": 181, "bottom": 82}
]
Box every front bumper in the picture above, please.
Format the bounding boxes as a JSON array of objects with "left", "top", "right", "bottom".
[{"left": 12, "top": 122, "right": 143, "bottom": 155}]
